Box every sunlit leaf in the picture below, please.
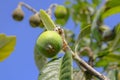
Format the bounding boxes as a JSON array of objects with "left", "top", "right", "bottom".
[
  {"left": 40, "top": 9, "right": 56, "bottom": 30},
  {"left": 0, "top": 34, "right": 16, "bottom": 62},
  {"left": 102, "top": 6, "right": 120, "bottom": 20},
  {"left": 34, "top": 45, "right": 47, "bottom": 71},
  {"left": 110, "top": 24, "right": 120, "bottom": 51}
]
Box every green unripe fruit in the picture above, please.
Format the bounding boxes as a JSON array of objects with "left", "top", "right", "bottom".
[
  {"left": 29, "top": 13, "right": 44, "bottom": 28},
  {"left": 54, "top": 5, "right": 67, "bottom": 19},
  {"left": 12, "top": 7, "right": 24, "bottom": 21},
  {"left": 36, "top": 31, "right": 63, "bottom": 58}
]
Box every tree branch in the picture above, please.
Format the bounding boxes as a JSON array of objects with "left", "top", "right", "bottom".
[{"left": 55, "top": 27, "right": 110, "bottom": 80}]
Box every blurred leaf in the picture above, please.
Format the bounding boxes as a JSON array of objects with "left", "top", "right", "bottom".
[
  {"left": 0, "top": 34, "right": 16, "bottom": 62},
  {"left": 38, "top": 48, "right": 73, "bottom": 80},
  {"left": 73, "top": 70, "right": 85, "bottom": 80},
  {"left": 76, "top": 25, "right": 91, "bottom": 44},
  {"left": 92, "top": 28, "right": 102, "bottom": 43},
  {"left": 40, "top": 9, "right": 56, "bottom": 30},
  {"left": 110, "top": 24, "right": 120, "bottom": 51},
  {"left": 34, "top": 45, "right": 47, "bottom": 71},
  {"left": 106, "top": 0, "right": 120, "bottom": 8},
  {"left": 64, "top": 0, "right": 71, "bottom": 6},
  {"left": 97, "top": 49, "right": 110, "bottom": 58},
  {"left": 102, "top": 6, "right": 120, "bottom": 20},
  {"left": 64, "top": 29, "right": 75, "bottom": 50},
  {"left": 92, "top": 0, "right": 101, "bottom": 7},
  {"left": 95, "top": 54, "right": 120, "bottom": 67},
  {"left": 55, "top": 19, "right": 67, "bottom": 26},
  {"left": 95, "top": 58, "right": 109, "bottom": 67},
  {"left": 59, "top": 48, "right": 73, "bottom": 80},
  {"left": 75, "top": 25, "right": 91, "bottom": 52},
  {"left": 107, "top": 69, "right": 118, "bottom": 80}
]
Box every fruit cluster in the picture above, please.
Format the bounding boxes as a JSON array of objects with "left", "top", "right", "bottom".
[{"left": 12, "top": 6, "right": 44, "bottom": 28}]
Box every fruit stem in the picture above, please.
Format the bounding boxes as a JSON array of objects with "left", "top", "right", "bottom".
[
  {"left": 18, "top": 2, "right": 38, "bottom": 14},
  {"left": 46, "top": 4, "right": 58, "bottom": 16}
]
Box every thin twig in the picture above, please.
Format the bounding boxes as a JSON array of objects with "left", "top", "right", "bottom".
[
  {"left": 18, "top": 2, "right": 38, "bottom": 14},
  {"left": 79, "top": 47, "right": 94, "bottom": 67},
  {"left": 46, "top": 4, "right": 58, "bottom": 16}
]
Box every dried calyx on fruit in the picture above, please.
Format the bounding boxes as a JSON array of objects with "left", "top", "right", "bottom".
[
  {"left": 36, "top": 31, "right": 63, "bottom": 58},
  {"left": 54, "top": 5, "right": 67, "bottom": 19},
  {"left": 29, "top": 13, "right": 44, "bottom": 28},
  {"left": 12, "top": 6, "right": 24, "bottom": 21}
]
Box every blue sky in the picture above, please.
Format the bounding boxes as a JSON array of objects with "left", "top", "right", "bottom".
[{"left": 0, "top": 0, "right": 120, "bottom": 80}]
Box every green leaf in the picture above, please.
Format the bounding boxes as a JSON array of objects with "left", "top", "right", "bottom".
[
  {"left": 92, "top": 0, "right": 101, "bottom": 7},
  {"left": 38, "top": 49, "right": 73, "bottom": 80},
  {"left": 38, "top": 58, "right": 62, "bottom": 80},
  {"left": 34, "top": 45, "right": 47, "bottom": 71},
  {"left": 59, "top": 49, "right": 73, "bottom": 80},
  {"left": 73, "top": 70, "right": 85, "bottom": 80},
  {"left": 75, "top": 25, "right": 91, "bottom": 52},
  {"left": 110, "top": 24, "right": 120, "bottom": 51},
  {"left": 95, "top": 58, "right": 109, "bottom": 67},
  {"left": 106, "top": 0, "right": 120, "bottom": 8},
  {"left": 95, "top": 54, "right": 120, "bottom": 67},
  {"left": 102, "top": 6, "right": 120, "bottom": 20},
  {"left": 92, "top": 28, "right": 102, "bottom": 43},
  {"left": 107, "top": 69, "right": 118, "bottom": 80},
  {"left": 39, "top": 9, "right": 56, "bottom": 30},
  {"left": 0, "top": 34, "right": 16, "bottom": 62},
  {"left": 55, "top": 19, "right": 67, "bottom": 26}
]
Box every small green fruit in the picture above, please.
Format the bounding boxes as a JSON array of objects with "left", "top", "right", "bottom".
[
  {"left": 36, "top": 31, "right": 63, "bottom": 58},
  {"left": 29, "top": 13, "right": 44, "bottom": 28},
  {"left": 54, "top": 5, "right": 67, "bottom": 19},
  {"left": 12, "top": 7, "right": 24, "bottom": 21}
]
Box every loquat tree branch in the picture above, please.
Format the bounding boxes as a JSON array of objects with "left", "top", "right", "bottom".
[{"left": 55, "top": 27, "right": 110, "bottom": 80}]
